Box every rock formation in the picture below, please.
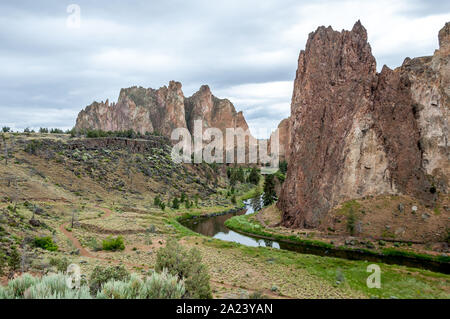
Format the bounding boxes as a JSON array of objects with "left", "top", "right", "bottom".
[
  {"left": 75, "top": 82, "right": 251, "bottom": 139},
  {"left": 184, "top": 85, "right": 250, "bottom": 134},
  {"left": 271, "top": 117, "right": 291, "bottom": 162},
  {"left": 278, "top": 21, "right": 449, "bottom": 228}
]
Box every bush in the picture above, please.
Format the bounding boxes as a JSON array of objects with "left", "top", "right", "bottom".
[
  {"left": 154, "top": 196, "right": 161, "bottom": 207},
  {"left": 172, "top": 198, "right": 180, "bottom": 209},
  {"left": 8, "top": 247, "right": 21, "bottom": 271},
  {"left": 0, "top": 251, "right": 6, "bottom": 276},
  {"left": 34, "top": 236, "right": 58, "bottom": 251},
  {"left": 279, "top": 160, "right": 288, "bottom": 174},
  {"left": 346, "top": 209, "right": 356, "bottom": 236},
  {"left": 155, "top": 241, "right": 212, "bottom": 299},
  {"left": 1, "top": 273, "right": 91, "bottom": 299},
  {"left": 49, "top": 257, "right": 70, "bottom": 273},
  {"left": 89, "top": 265, "right": 130, "bottom": 294},
  {"left": 102, "top": 236, "right": 125, "bottom": 251},
  {"left": 96, "top": 270, "right": 185, "bottom": 299}
]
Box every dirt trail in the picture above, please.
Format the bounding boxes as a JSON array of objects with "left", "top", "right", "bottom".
[
  {"left": 58, "top": 205, "right": 294, "bottom": 299},
  {"left": 59, "top": 206, "right": 112, "bottom": 258}
]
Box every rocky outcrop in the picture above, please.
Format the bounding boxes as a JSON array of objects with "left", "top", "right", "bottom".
[
  {"left": 75, "top": 82, "right": 251, "bottom": 140},
  {"left": 184, "top": 85, "right": 250, "bottom": 134},
  {"left": 271, "top": 117, "right": 291, "bottom": 162},
  {"left": 278, "top": 21, "right": 449, "bottom": 229}
]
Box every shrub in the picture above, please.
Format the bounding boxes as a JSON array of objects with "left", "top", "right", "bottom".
[
  {"left": 154, "top": 196, "right": 161, "bottom": 207},
  {"left": 102, "top": 236, "right": 125, "bottom": 251},
  {"left": 0, "top": 251, "right": 6, "bottom": 276},
  {"left": 96, "top": 270, "right": 185, "bottom": 299},
  {"left": 49, "top": 257, "right": 70, "bottom": 273},
  {"left": 231, "top": 195, "right": 237, "bottom": 204},
  {"left": 279, "top": 160, "right": 288, "bottom": 174},
  {"left": 34, "top": 236, "right": 58, "bottom": 251},
  {"left": 8, "top": 246, "right": 21, "bottom": 271},
  {"left": 172, "top": 198, "right": 180, "bottom": 209},
  {"left": 155, "top": 241, "right": 212, "bottom": 299},
  {"left": 89, "top": 265, "right": 130, "bottom": 294},
  {"left": 7, "top": 273, "right": 37, "bottom": 298},
  {"left": 346, "top": 209, "right": 356, "bottom": 236},
  {"left": 2, "top": 273, "right": 91, "bottom": 299}
]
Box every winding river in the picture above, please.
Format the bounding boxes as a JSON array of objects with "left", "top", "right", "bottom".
[{"left": 180, "top": 196, "right": 449, "bottom": 274}]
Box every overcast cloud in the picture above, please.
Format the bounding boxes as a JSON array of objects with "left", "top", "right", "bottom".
[{"left": 1, "top": 0, "right": 449, "bottom": 137}]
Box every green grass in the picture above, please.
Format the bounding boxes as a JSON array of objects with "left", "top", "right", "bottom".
[
  {"left": 215, "top": 241, "right": 450, "bottom": 299},
  {"left": 225, "top": 213, "right": 450, "bottom": 266}
]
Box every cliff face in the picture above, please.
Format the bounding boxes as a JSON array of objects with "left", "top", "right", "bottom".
[
  {"left": 271, "top": 117, "right": 291, "bottom": 162},
  {"left": 278, "top": 21, "right": 449, "bottom": 228},
  {"left": 184, "top": 85, "right": 250, "bottom": 134},
  {"left": 75, "top": 82, "right": 251, "bottom": 139}
]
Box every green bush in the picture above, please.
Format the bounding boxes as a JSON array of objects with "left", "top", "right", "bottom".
[
  {"left": 0, "top": 270, "right": 186, "bottom": 299},
  {"left": 8, "top": 247, "right": 21, "bottom": 271},
  {"left": 0, "top": 251, "right": 6, "bottom": 276},
  {"left": 1, "top": 273, "right": 91, "bottom": 299},
  {"left": 34, "top": 236, "right": 58, "bottom": 251},
  {"left": 156, "top": 240, "right": 212, "bottom": 299},
  {"left": 172, "top": 198, "right": 180, "bottom": 209},
  {"left": 96, "top": 270, "right": 185, "bottom": 299},
  {"left": 279, "top": 160, "right": 288, "bottom": 174},
  {"left": 89, "top": 265, "right": 130, "bottom": 294},
  {"left": 49, "top": 257, "right": 70, "bottom": 273},
  {"left": 102, "top": 236, "right": 125, "bottom": 251},
  {"left": 346, "top": 209, "right": 356, "bottom": 236}
]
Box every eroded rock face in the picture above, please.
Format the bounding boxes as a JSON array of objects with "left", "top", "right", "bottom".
[
  {"left": 75, "top": 82, "right": 251, "bottom": 141},
  {"left": 272, "top": 117, "right": 291, "bottom": 162},
  {"left": 278, "top": 21, "right": 449, "bottom": 228},
  {"left": 76, "top": 81, "right": 186, "bottom": 136},
  {"left": 184, "top": 85, "right": 250, "bottom": 134}
]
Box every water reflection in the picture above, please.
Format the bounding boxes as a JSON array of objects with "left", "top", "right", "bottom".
[{"left": 182, "top": 196, "right": 280, "bottom": 249}]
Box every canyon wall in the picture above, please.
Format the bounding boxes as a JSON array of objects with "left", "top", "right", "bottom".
[{"left": 278, "top": 21, "right": 449, "bottom": 228}]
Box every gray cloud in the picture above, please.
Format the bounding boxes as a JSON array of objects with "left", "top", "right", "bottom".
[{"left": 0, "top": 0, "right": 448, "bottom": 135}]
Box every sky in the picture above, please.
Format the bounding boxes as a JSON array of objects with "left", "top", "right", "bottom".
[{"left": 1, "top": 0, "right": 449, "bottom": 138}]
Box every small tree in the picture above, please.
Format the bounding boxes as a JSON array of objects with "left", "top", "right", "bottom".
[
  {"left": 279, "top": 160, "right": 288, "bottom": 174},
  {"left": 263, "top": 174, "right": 277, "bottom": 206},
  {"left": 248, "top": 167, "right": 260, "bottom": 185},
  {"left": 172, "top": 198, "right": 180, "bottom": 209}
]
